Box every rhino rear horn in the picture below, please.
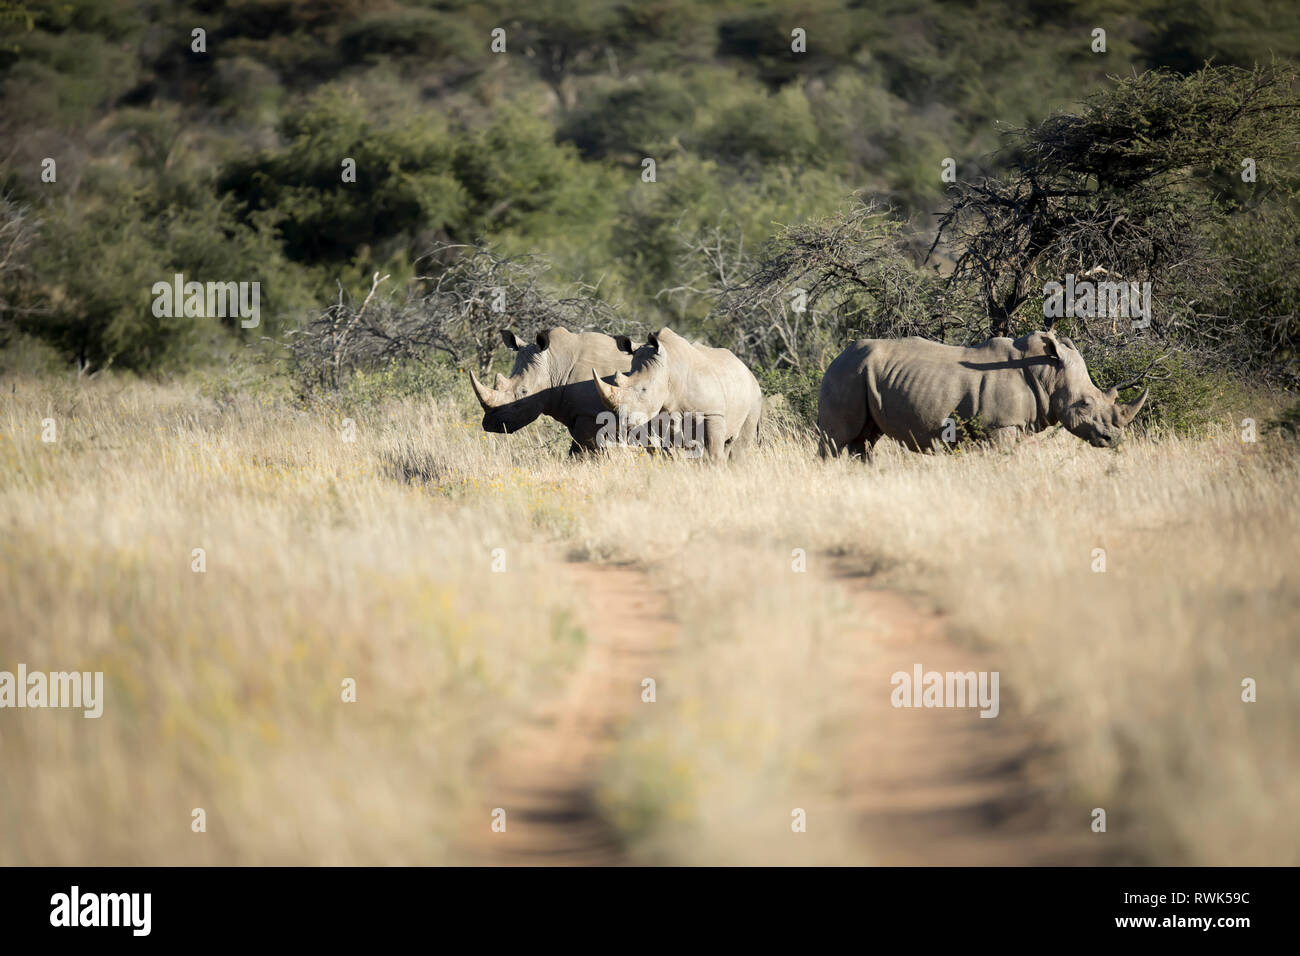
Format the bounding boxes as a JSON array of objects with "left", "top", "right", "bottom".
[
  {"left": 1118, "top": 388, "right": 1149, "bottom": 426},
  {"left": 592, "top": 368, "right": 621, "bottom": 411},
  {"left": 469, "top": 369, "right": 508, "bottom": 409}
]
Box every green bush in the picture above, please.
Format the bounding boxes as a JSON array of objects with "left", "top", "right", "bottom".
[
  {"left": 754, "top": 365, "right": 823, "bottom": 428},
  {"left": 2, "top": 0, "right": 1297, "bottom": 381},
  {"left": 696, "top": 85, "right": 823, "bottom": 168},
  {"left": 219, "top": 92, "right": 595, "bottom": 291},
  {"left": 338, "top": 357, "right": 470, "bottom": 411},
  {"left": 218, "top": 89, "right": 465, "bottom": 271},
  {"left": 559, "top": 76, "right": 697, "bottom": 160},
  {"left": 1266, "top": 399, "right": 1300, "bottom": 442},
  {"left": 13, "top": 171, "right": 312, "bottom": 370},
  {"left": 340, "top": 10, "right": 477, "bottom": 65},
  {"left": 0, "top": 332, "right": 66, "bottom": 378},
  {"left": 1087, "top": 344, "right": 1248, "bottom": 436}
]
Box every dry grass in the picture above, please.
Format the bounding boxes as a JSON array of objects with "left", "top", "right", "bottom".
[{"left": 1, "top": 373, "right": 1296, "bottom": 864}]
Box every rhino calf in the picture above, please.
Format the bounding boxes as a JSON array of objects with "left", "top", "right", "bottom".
[
  {"left": 817, "top": 331, "right": 1147, "bottom": 458},
  {"left": 590, "top": 327, "right": 763, "bottom": 460},
  {"left": 469, "top": 327, "right": 635, "bottom": 455}
]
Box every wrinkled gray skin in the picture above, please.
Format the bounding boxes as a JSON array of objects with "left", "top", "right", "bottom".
[
  {"left": 591, "top": 327, "right": 763, "bottom": 460},
  {"left": 469, "top": 327, "right": 635, "bottom": 455},
  {"left": 817, "top": 331, "right": 1148, "bottom": 458}
]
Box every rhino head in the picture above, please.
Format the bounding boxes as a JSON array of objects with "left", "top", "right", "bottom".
[
  {"left": 1036, "top": 332, "right": 1148, "bottom": 447},
  {"left": 469, "top": 329, "right": 560, "bottom": 434},
  {"left": 591, "top": 332, "right": 669, "bottom": 430}
]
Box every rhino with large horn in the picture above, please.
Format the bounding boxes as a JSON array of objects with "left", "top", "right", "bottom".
[
  {"left": 470, "top": 327, "right": 636, "bottom": 455},
  {"left": 591, "top": 327, "right": 763, "bottom": 460},
  {"left": 817, "top": 330, "right": 1147, "bottom": 458}
]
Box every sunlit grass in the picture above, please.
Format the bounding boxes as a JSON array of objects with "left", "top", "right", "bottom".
[{"left": 1, "top": 374, "right": 1295, "bottom": 864}]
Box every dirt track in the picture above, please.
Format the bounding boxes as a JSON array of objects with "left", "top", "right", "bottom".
[
  {"left": 459, "top": 556, "right": 1111, "bottom": 866},
  {"left": 832, "top": 563, "right": 1112, "bottom": 865},
  {"left": 456, "top": 563, "right": 676, "bottom": 865}
]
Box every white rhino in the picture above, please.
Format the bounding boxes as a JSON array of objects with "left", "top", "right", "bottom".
[
  {"left": 590, "top": 327, "right": 763, "bottom": 460},
  {"left": 468, "top": 327, "right": 635, "bottom": 455},
  {"left": 817, "top": 331, "right": 1148, "bottom": 457}
]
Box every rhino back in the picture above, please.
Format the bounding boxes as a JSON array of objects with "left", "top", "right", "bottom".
[
  {"left": 867, "top": 338, "right": 1044, "bottom": 445},
  {"left": 660, "top": 331, "right": 757, "bottom": 424},
  {"left": 552, "top": 331, "right": 634, "bottom": 424}
]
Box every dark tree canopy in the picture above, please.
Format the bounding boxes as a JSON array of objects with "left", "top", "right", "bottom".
[{"left": 933, "top": 64, "right": 1300, "bottom": 343}]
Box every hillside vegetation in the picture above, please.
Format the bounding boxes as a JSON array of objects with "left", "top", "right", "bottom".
[{"left": 1, "top": 1, "right": 1297, "bottom": 399}]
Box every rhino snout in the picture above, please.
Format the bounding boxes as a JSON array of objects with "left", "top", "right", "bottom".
[{"left": 482, "top": 411, "right": 529, "bottom": 434}]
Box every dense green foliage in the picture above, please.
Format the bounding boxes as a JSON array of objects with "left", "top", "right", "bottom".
[{"left": 0, "top": 0, "right": 1296, "bottom": 432}]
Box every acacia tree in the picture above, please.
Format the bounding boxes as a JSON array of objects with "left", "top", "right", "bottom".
[
  {"left": 671, "top": 200, "right": 971, "bottom": 370},
  {"left": 0, "top": 196, "right": 41, "bottom": 340},
  {"left": 690, "top": 64, "right": 1299, "bottom": 389},
  {"left": 931, "top": 64, "right": 1300, "bottom": 348},
  {"left": 287, "top": 244, "right": 624, "bottom": 394}
]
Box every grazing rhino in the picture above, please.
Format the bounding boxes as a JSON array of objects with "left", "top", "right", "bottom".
[
  {"left": 468, "top": 327, "right": 635, "bottom": 455},
  {"left": 817, "top": 331, "right": 1147, "bottom": 458},
  {"left": 590, "top": 327, "right": 763, "bottom": 460}
]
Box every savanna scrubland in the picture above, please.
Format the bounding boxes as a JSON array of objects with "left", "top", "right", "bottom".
[
  {"left": 1, "top": 0, "right": 1298, "bottom": 865},
  {"left": 1, "top": 374, "right": 1296, "bottom": 864}
]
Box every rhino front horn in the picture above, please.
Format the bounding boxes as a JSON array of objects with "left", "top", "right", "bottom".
[
  {"left": 1118, "top": 387, "right": 1149, "bottom": 426},
  {"left": 469, "top": 369, "right": 507, "bottom": 409},
  {"left": 592, "top": 368, "right": 621, "bottom": 411}
]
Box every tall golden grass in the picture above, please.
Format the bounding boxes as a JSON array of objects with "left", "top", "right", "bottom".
[{"left": 1, "top": 374, "right": 1295, "bottom": 864}]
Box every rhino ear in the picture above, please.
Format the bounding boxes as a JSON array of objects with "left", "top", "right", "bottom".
[
  {"left": 1040, "top": 333, "right": 1063, "bottom": 364},
  {"left": 501, "top": 330, "right": 522, "bottom": 351},
  {"left": 1104, "top": 386, "right": 1119, "bottom": 401},
  {"left": 535, "top": 330, "right": 551, "bottom": 352},
  {"left": 615, "top": 335, "right": 635, "bottom": 354}
]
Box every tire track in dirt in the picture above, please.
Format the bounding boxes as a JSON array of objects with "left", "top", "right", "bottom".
[
  {"left": 456, "top": 562, "right": 676, "bottom": 866},
  {"left": 458, "top": 553, "right": 1114, "bottom": 865},
  {"left": 830, "top": 559, "right": 1118, "bottom": 865}
]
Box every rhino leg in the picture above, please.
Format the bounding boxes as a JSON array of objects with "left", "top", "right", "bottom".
[
  {"left": 821, "top": 418, "right": 881, "bottom": 461},
  {"left": 702, "top": 414, "right": 727, "bottom": 460},
  {"left": 990, "top": 426, "right": 1023, "bottom": 450},
  {"left": 818, "top": 403, "right": 882, "bottom": 460},
  {"left": 567, "top": 415, "right": 602, "bottom": 456},
  {"left": 727, "top": 406, "right": 761, "bottom": 461}
]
